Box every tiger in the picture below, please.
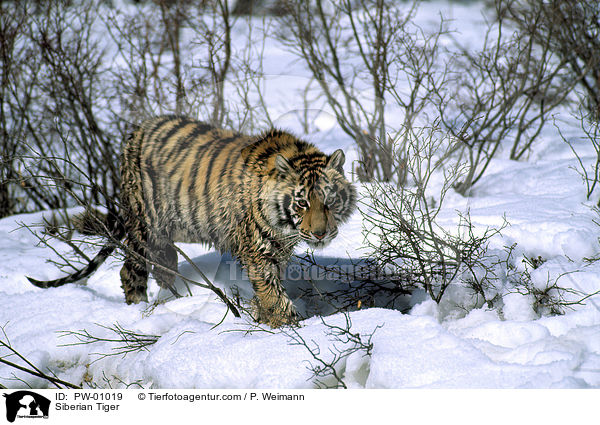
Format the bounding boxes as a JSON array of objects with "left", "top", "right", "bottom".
[{"left": 28, "top": 115, "right": 357, "bottom": 327}]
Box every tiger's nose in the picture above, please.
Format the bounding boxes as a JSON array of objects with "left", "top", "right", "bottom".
[{"left": 313, "top": 230, "right": 327, "bottom": 240}]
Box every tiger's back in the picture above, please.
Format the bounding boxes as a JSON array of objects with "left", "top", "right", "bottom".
[{"left": 125, "top": 116, "right": 251, "bottom": 249}]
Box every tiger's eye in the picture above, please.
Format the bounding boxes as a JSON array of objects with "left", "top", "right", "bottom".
[{"left": 297, "top": 199, "right": 309, "bottom": 209}]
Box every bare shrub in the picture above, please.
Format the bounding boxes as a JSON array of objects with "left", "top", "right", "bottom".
[
  {"left": 439, "top": 0, "right": 576, "bottom": 195},
  {"left": 103, "top": 0, "right": 235, "bottom": 124},
  {"left": 277, "top": 0, "right": 449, "bottom": 183},
  {"left": 1, "top": 1, "right": 118, "bottom": 216},
  {"left": 499, "top": 0, "right": 600, "bottom": 121},
  {"left": 0, "top": 2, "right": 31, "bottom": 217},
  {"left": 0, "top": 325, "right": 80, "bottom": 389},
  {"left": 362, "top": 125, "right": 504, "bottom": 304},
  {"left": 284, "top": 313, "right": 381, "bottom": 389},
  {"left": 0, "top": 323, "right": 152, "bottom": 388},
  {"left": 58, "top": 323, "right": 160, "bottom": 361},
  {"left": 3, "top": 1, "right": 122, "bottom": 216},
  {"left": 559, "top": 111, "right": 600, "bottom": 203},
  {"left": 500, "top": 244, "right": 600, "bottom": 317}
]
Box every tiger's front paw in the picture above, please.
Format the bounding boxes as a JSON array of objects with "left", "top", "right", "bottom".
[{"left": 252, "top": 296, "right": 299, "bottom": 328}]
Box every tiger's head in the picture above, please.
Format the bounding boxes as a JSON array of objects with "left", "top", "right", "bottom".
[{"left": 268, "top": 148, "right": 357, "bottom": 248}]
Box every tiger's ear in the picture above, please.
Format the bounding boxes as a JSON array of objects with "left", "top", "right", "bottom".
[
  {"left": 275, "top": 154, "right": 295, "bottom": 176},
  {"left": 327, "top": 149, "right": 345, "bottom": 171}
]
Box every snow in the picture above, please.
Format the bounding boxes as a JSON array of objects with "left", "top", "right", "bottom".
[{"left": 1, "top": 1, "right": 600, "bottom": 390}]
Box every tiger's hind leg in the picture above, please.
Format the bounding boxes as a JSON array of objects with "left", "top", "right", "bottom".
[
  {"left": 148, "top": 233, "right": 179, "bottom": 297},
  {"left": 120, "top": 235, "right": 150, "bottom": 304},
  {"left": 119, "top": 225, "right": 179, "bottom": 303}
]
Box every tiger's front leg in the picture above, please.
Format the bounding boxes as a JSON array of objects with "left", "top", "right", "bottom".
[{"left": 243, "top": 256, "right": 298, "bottom": 328}]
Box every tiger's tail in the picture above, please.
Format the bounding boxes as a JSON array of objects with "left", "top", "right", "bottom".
[
  {"left": 27, "top": 210, "right": 125, "bottom": 289},
  {"left": 27, "top": 242, "right": 117, "bottom": 288}
]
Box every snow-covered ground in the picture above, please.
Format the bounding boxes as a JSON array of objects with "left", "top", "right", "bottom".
[{"left": 1, "top": 1, "right": 600, "bottom": 389}]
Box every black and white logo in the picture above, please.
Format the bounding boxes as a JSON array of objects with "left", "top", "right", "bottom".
[{"left": 3, "top": 391, "right": 50, "bottom": 422}]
